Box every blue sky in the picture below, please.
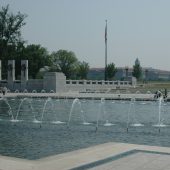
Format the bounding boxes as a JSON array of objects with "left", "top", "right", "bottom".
[{"left": 1, "top": 0, "right": 170, "bottom": 70}]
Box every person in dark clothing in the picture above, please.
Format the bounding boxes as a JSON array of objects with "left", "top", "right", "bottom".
[
  {"left": 2, "top": 87, "right": 7, "bottom": 95},
  {"left": 164, "top": 88, "right": 167, "bottom": 99}
]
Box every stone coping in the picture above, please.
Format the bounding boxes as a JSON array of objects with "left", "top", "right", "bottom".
[
  {"left": 1, "top": 142, "right": 170, "bottom": 170},
  {"left": 0, "top": 92, "right": 157, "bottom": 101}
]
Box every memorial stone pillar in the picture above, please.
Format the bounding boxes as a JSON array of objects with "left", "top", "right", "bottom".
[
  {"left": 21, "top": 60, "right": 28, "bottom": 90},
  {"left": 0, "top": 60, "right": 1, "bottom": 80},
  {"left": 7, "top": 60, "right": 15, "bottom": 90}
]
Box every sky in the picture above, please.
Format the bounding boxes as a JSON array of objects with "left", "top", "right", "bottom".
[{"left": 1, "top": 0, "right": 170, "bottom": 70}]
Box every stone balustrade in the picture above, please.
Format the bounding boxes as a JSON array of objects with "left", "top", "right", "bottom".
[
  {"left": 66, "top": 80, "right": 131, "bottom": 86},
  {"left": 66, "top": 80, "right": 133, "bottom": 92}
]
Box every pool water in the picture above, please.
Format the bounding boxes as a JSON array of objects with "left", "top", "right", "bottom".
[{"left": 0, "top": 98, "right": 170, "bottom": 159}]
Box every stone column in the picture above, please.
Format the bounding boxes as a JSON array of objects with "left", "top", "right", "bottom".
[
  {"left": 7, "top": 60, "right": 15, "bottom": 89},
  {"left": 21, "top": 60, "right": 28, "bottom": 81},
  {"left": 0, "top": 60, "right": 1, "bottom": 80},
  {"left": 21, "top": 60, "right": 28, "bottom": 90}
]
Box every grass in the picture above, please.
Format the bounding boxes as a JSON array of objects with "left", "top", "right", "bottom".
[{"left": 134, "top": 81, "right": 170, "bottom": 93}]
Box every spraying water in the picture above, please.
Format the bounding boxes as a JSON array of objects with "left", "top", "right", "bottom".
[
  {"left": 1, "top": 97, "right": 14, "bottom": 120},
  {"left": 127, "top": 98, "right": 144, "bottom": 132},
  {"left": 96, "top": 98, "right": 105, "bottom": 130},
  {"left": 67, "top": 98, "right": 90, "bottom": 127},
  {"left": 11, "top": 98, "right": 33, "bottom": 123},
  {"left": 153, "top": 96, "right": 167, "bottom": 129},
  {"left": 41, "top": 97, "right": 52, "bottom": 122}
]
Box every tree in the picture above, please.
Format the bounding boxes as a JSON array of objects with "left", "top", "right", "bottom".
[
  {"left": 106, "top": 62, "right": 117, "bottom": 80},
  {"left": 132, "top": 58, "right": 142, "bottom": 80},
  {"left": 76, "top": 61, "right": 89, "bottom": 79},
  {"left": 0, "top": 5, "right": 27, "bottom": 78},
  {"left": 22, "top": 44, "right": 52, "bottom": 79},
  {"left": 50, "top": 50, "right": 78, "bottom": 79}
]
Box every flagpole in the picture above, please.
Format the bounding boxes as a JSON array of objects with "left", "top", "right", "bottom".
[{"left": 105, "top": 20, "right": 107, "bottom": 81}]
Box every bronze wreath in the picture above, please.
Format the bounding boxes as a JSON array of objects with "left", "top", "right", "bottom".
[
  {"left": 21, "top": 64, "right": 26, "bottom": 71},
  {"left": 8, "top": 64, "right": 13, "bottom": 76},
  {"left": 21, "top": 64, "right": 26, "bottom": 77},
  {"left": 8, "top": 64, "right": 12, "bottom": 71}
]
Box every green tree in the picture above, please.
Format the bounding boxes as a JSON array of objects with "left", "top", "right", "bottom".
[
  {"left": 132, "top": 58, "right": 142, "bottom": 80},
  {"left": 50, "top": 50, "right": 78, "bottom": 79},
  {"left": 76, "top": 61, "right": 89, "bottom": 79},
  {"left": 0, "top": 5, "right": 27, "bottom": 78},
  {"left": 106, "top": 62, "right": 117, "bottom": 80},
  {"left": 22, "top": 44, "right": 52, "bottom": 79}
]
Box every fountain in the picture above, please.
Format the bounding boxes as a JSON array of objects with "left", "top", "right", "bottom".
[
  {"left": 14, "top": 89, "right": 19, "bottom": 93},
  {"left": 96, "top": 98, "right": 114, "bottom": 130},
  {"left": 41, "top": 89, "right": 46, "bottom": 93},
  {"left": 32, "top": 90, "right": 37, "bottom": 93},
  {"left": 0, "top": 96, "right": 169, "bottom": 130},
  {"left": 135, "top": 90, "right": 141, "bottom": 94},
  {"left": 127, "top": 98, "right": 144, "bottom": 130},
  {"left": 67, "top": 98, "right": 90, "bottom": 127},
  {"left": 1, "top": 96, "right": 170, "bottom": 159},
  {"left": 35, "top": 97, "right": 54, "bottom": 123},
  {"left": 103, "top": 120, "right": 115, "bottom": 126},
  {"left": 51, "top": 99, "right": 65, "bottom": 124},
  {"left": 23, "top": 89, "right": 28, "bottom": 93},
  {"left": 11, "top": 98, "right": 34, "bottom": 122},
  {"left": 36, "top": 97, "right": 65, "bottom": 124},
  {"left": 147, "top": 91, "right": 152, "bottom": 94},
  {"left": 153, "top": 96, "right": 167, "bottom": 130},
  {"left": 0, "top": 97, "right": 14, "bottom": 120}
]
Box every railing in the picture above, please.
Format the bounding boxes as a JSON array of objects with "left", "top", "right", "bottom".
[{"left": 66, "top": 80, "right": 131, "bottom": 86}]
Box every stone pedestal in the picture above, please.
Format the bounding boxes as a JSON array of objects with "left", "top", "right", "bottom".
[
  {"left": 7, "top": 60, "right": 15, "bottom": 89},
  {"left": 21, "top": 60, "right": 28, "bottom": 90},
  {"left": 43, "top": 72, "right": 66, "bottom": 92}
]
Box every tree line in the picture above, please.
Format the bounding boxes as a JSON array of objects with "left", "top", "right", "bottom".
[{"left": 0, "top": 5, "right": 142, "bottom": 80}]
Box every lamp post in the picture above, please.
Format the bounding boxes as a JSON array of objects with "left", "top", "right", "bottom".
[{"left": 104, "top": 20, "right": 107, "bottom": 81}]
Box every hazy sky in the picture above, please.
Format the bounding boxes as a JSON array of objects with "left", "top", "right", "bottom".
[{"left": 1, "top": 0, "right": 170, "bottom": 70}]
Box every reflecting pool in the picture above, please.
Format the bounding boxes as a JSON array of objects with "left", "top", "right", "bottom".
[{"left": 0, "top": 97, "right": 170, "bottom": 159}]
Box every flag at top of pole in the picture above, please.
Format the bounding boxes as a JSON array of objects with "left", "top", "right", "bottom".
[{"left": 105, "top": 20, "right": 107, "bottom": 43}]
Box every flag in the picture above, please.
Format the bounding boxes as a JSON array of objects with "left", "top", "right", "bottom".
[{"left": 105, "top": 20, "right": 107, "bottom": 43}]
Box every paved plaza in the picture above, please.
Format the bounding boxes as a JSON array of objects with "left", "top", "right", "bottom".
[
  {"left": 88, "top": 151, "right": 170, "bottom": 170},
  {"left": 0, "top": 142, "right": 170, "bottom": 170}
]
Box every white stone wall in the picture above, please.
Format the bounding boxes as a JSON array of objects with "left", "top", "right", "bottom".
[{"left": 26, "top": 79, "right": 43, "bottom": 92}]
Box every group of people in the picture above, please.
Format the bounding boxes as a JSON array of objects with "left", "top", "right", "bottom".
[{"left": 154, "top": 89, "right": 167, "bottom": 99}]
